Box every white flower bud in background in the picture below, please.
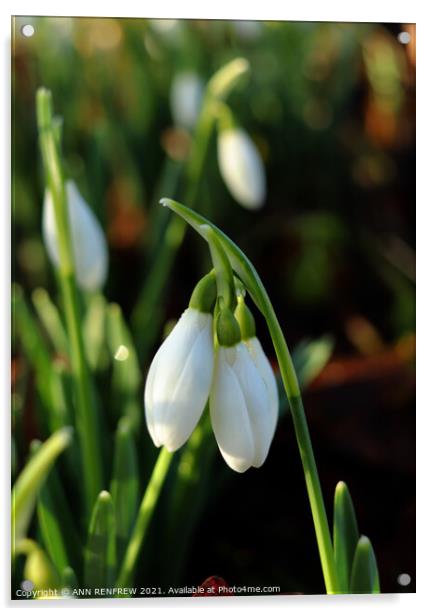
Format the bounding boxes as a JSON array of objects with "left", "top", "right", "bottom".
[
  {"left": 170, "top": 71, "right": 204, "bottom": 130},
  {"left": 42, "top": 180, "right": 108, "bottom": 292},
  {"left": 144, "top": 307, "right": 214, "bottom": 452},
  {"left": 210, "top": 342, "right": 276, "bottom": 473},
  {"left": 217, "top": 127, "right": 266, "bottom": 210},
  {"left": 232, "top": 20, "right": 263, "bottom": 42}
]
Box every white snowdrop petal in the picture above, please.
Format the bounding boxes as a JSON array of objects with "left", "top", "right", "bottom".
[
  {"left": 42, "top": 181, "right": 108, "bottom": 291},
  {"left": 217, "top": 128, "right": 266, "bottom": 210},
  {"left": 247, "top": 337, "right": 279, "bottom": 437},
  {"left": 210, "top": 348, "right": 255, "bottom": 472},
  {"left": 156, "top": 325, "right": 214, "bottom": 451},
  {"left": 233, "top": 343, "right": 271, "bottom": 467},
  {"left": 144, "top": 308, "right": 213, "bottom": 452}
]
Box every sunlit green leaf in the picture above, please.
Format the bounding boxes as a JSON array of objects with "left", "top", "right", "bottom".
[
  {"left": 12, "top": 427, "right": 73, "bottom": 551},
  {"left": 333, "top": 481, "right": 359, "bottom": 592},
  {"left": 350, "top": 535, "right": 381, "bottom": 594}
]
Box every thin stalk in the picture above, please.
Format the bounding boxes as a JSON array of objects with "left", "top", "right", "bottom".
[
  {"left": 160, "top": 199, "right": 340, "bottom": 594},
  {"left": 36, "top": 88, "right": 103, "bottom": 514},
  {"left": 116, "top": 447, "right": 173, "bottom": 587}
]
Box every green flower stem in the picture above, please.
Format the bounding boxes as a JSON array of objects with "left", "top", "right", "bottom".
[
  {"left": 160, "top": 198, "right": 339, "bottom": 594},
  {"left": 116, "top": 447, "right": 173, "bottom": 587},
  {"left": 36, "top": 88, "right": 103, "bottom": 514}
]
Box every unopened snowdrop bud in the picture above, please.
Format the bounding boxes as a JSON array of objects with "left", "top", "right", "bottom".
[
  {"left": 170, "top": 71, "right": 204, "bottom": 130},
  {"left": 210, "top": 337, "right": 273, "bottom": 473},
  {"left": 235, "top": 298, "right": 279, "bottom": 442},
  {"left": 144, "top": 272, "right": 216, "bottom": 452},
  {"left": 217, "top": 127, "right": 266, "bottom": 210},
  {"left": 43, "top": 180, "right": 108, "bottom": 292}
]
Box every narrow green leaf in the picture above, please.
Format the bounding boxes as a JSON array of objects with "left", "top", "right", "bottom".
[
  {"left": 84, "top": 491, "right": 116, "bottom": 590},
  {"left": 110, "top": 417, "right": 139, "bottom": 561},
  {"left": 350, "top": 535, "right": 381, "bottom": 594},
  {"left": 12, "top": 427, "right": 73, "bottom": 551},
  {"left": 13, "top": 285, "right": 55, "bottom": 419},
  {"left": 62, "top": 566, "right": 78, "bottom": 592},
  {"left": 333, "top": 481, "right": 360, "bottom": 592},
  {"left": 83, "top": 293, "right": 107, "bottom": 371},
  {"left": 294, "top": 336, "right": 334, "bottom": 388},
  {"left": 37, "top": 467, "right": 82, "bottom": 575},
  {"left": 31, "top": 287, "right": 69, "bottom": 356},
  {"left": 106, "top": 303, "right": 142, "bottom": 432}
]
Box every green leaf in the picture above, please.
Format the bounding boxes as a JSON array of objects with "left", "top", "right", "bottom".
[
  {"left": 350, "top": 535, "right": 381, "bottom": 594},
  {"left": 62, "top": 566, "right": 78, "bottom": 592},
  {"left": 84, "top": 491, "right": 116, "bottom": 590},
  {"left": 333, "top": 481, "right": 360, "bottom": 592},
  {"left": 37, "top": 467, "right": 82, "bottom": 575},
  {"left": 12, "top": 427, "right": 73, "bottom": 551},
  {"left": 83, "top": 293, "right": 107, "bottom": 371},
  {"left": 31, "top": 287, "right": 69, "bottom": 356},
  {"left": 106, "top": 303, "right": 142, "bottom": 432},
  {"left": 110, "top": 417, "right": 139, "bottom": 561}
]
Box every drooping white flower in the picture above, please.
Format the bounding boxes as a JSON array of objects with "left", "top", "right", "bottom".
[
  {"left": 217, "top": 127, "right": 266, "bottom": 210},
  {"left": 170, "top": 71, "right": 204, "bottom": 130},
  {"left": 42, "top": 180, "right": 108, "bottom": 292},
  {"left": 244, "top": 336, "right": 279, "bottom": 438},
  {"left": 210, "top": 341, "right": 276, "bottom": 472},
  {"left": 145, "top": 307, "right": 214, "bottom": 452}
]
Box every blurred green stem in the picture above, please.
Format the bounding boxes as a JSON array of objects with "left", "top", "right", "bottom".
[
  {"left": 116, "top": 447, "right": 173, "bottom": 587},
  {"left": 36, "top": 88, "right": 103, "bottom": 514}
]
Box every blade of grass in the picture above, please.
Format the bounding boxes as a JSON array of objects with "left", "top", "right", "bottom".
[{"left": 18, "top": 539, "right": 61, "bottom": 592}]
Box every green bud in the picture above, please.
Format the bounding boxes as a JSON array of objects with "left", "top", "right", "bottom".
[
  {"left": 216, "top": 306, "right": 241, "bottom": 347},
  {"left": 189, "top": 271, "right": 217, "bottom": 314},
  {"left": 234, "top": 298, "right": 256, "bottom": 340}
]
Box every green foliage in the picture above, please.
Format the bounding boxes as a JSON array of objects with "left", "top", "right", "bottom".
[
  {"left": 350, "top": 536, "right": 381, "bottom": 594},
  {"left": 12, "top": 427, "right": 73, "bottom": 551},
  {"left": 84, "top": 491, "right": 116, "bottom": 591}
]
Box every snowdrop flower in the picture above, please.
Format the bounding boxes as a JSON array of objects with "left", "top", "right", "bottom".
[
  {"left": 217, "top": 127, "right": 266, "bottom": 210},
  {"left": 43, "top": 180, "right": 108, "bottom": 292},
  {"left": 170, "top": 71, "right": 204, "bottom": 130},
  {"left": 210, "top": 307, "right": 277, "bottom": 472},
  {"left": 144, "top": 273, "right": 216, "bottom": 452}
]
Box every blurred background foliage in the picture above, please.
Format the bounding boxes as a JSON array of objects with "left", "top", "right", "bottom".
[{"left": 12, "top": 17, "right": 415, "bottom": 595}]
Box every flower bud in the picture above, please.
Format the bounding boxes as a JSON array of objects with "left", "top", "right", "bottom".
[
  {"left": 170, "top": 71, "right": 204, "bottom": 130},
  {"left": 217, "top": 127, "right": 266, "bottom": 210},
  {"left": 144, "top": 307, "right": 214, "bottom": 452},
  {"left": 42, "top": 180, "right": 108, "bottom": 292},
  {"left": 210, "top": 342, "right": 275, "bottom": 472}
]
